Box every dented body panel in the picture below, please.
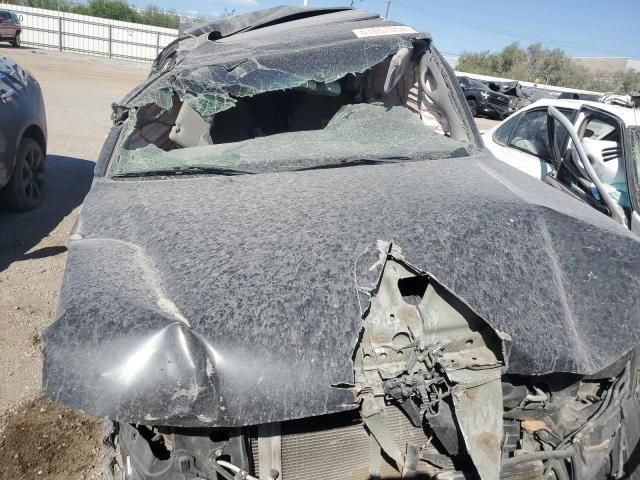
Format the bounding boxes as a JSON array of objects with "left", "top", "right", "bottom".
[{"left": 43, "top": 152, "right": 640, "bottom": 427}]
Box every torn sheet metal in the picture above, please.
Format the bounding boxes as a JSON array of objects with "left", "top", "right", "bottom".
[
  {"left": 353, "top": 247, "right": 504, "bottom": 478},
  {"left": 448, "top": 368, "right": 503, "bottom": 480},
  {"left": 182, "top": 6, "right": 361, "bottom": 40},
  {"left": 43, "top": 149, "right": 640, "bottom": 427}
]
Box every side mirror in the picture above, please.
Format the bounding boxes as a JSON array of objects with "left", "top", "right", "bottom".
[
  {"left": 547, "top": 106, "right": 627, "bottom": 228},
  {"left": 0, "top": 88, "right": 14, "bottom": 103}
]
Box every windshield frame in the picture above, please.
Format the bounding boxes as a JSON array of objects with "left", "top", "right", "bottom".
[
  {"left": 625, "top": 126, "right": 640, "bottom": 215},
  {"left": 105, "top": 39, "right": 482, "bottom": 179},
  {"left": 107, "top": 102, "right": 472, "bottom": 178}
]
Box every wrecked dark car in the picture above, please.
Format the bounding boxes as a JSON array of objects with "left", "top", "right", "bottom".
[
  {"left": 483, "top": 80, "right": 531, "bottom": 109},
  {"left": 457, "top": 75, "right": 517, "bottom": 119},
  {"left": 42, "top": 6, "right": 640, "bottom": 480}
]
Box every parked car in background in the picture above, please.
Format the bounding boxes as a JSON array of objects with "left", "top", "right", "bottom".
[
  {"left": 0, "top": 10, "right": 21, "bottom": 47},
  {"left": 42, "top": 7, "right": 640, "bottom": 480},
  {"left": 558, "top": 91, "right": 601, "bottom": 101},
  {"left": 457, "top": 75, "right": 517, "bottom": 119},
  {"left": 483, "top": 98, "right": 640, "bottom": 234},
  {"left": 0, "top": 55, "right": 47, "bottom": 210},
  {"left": 483, "top": 79, "right": 532, "bottom": 109}
]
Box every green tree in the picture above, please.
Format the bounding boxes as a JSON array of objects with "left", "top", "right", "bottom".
[
  {"left": 79, "top": 0, "right": 137, "bottom": 22},
  {"left": 497, "top": 42, "right": 527, "bottom": 75},
  {"left": 6, "top": 0, "right": 180, "bottom": 28},
  {"left": 137, "top": 4, "right": 179, "bottom": 28},
  {"left": 457, "top": 41, "right": 640, "bottom": 94}
]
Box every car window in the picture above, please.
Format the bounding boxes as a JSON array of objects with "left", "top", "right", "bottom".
[
  {"left": 583, "top": 117, "right": 618, "bottom": 141},
  {"left": 508, "top": 108, "right": 577, "bottom": 162},
  {"left": 578, "top": 114, "right": 628, "bottom": 208},
  {"left": 509, "top": 110, "right": 552, "bottom": 159},
  {"left": 0, "top": 12, "right": 9, "bottom": 21},
  {"left": 493, "top": 113, "right": 520, "bottom": 146}
]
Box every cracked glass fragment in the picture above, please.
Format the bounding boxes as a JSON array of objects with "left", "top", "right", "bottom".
[{"left": 110, "top": 104, "right": 469, "bottom": 175}]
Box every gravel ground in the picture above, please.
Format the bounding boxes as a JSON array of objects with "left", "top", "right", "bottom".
[
  {"left": 0, "top": 46, "right": 147, "bottom": 479},
  {"left": 0, "top": 45, "right": 499, "bottom": 478},
  {"left": 475, "top": 116, "right": 500, "bottom": 133}
]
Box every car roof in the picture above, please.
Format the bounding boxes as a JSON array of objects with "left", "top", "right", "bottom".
[
  {"left": 173, "top": 8, "right": 429, "bottom": 71},
  {"left": 185, "top": 6, "right": 355, "bottom": 38},
  {"left": 520, "top": 98, "right": 640, "bottom": 126}
]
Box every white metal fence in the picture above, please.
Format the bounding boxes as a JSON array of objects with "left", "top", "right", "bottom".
[{"left": 0, "top": 3, "right": 178, "bottom": 62}]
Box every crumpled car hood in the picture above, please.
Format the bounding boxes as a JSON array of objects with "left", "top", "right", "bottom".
[{"left": 43, "top": 152, "right": 640, "bottom": 427}]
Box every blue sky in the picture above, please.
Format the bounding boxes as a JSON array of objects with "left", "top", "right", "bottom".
[{"left": 143, "top": 0, "right": 640, "bottom": 59}]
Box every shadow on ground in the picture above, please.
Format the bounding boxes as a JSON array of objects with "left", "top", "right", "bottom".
[{"left": 0, "top": 155, "right": 94, "bottom": 272}]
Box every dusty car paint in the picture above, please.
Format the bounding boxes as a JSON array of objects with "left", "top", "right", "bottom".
[
  {"left": 42, "top": 6, "right": 640, "bottom": 480},
  {"left": 43, "top": 149, "right": 640, "bottom": 426}
]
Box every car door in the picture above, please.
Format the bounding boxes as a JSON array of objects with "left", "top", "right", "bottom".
[
  {"left": 626, "top": 127, "right": 640, "bottom": 234},
  {"left": 4, "top": 11, "right": 16, "bottom": 37},
  {"left": 10, "top": 13, "right": 20, "bottom": 36},
  {"left": 546, "top": 105, "right": 628, "bottom": 227},
  {"left": 0, "top": 58, "right": 28, "bottom": 187},
  {"left": 485, "top": 107, "right": 578, "bottom": 180},
  {"left": 0, "top": 12, "right": 11, "bottom": 38}
]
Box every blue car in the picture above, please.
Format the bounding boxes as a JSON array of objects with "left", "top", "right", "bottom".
[{"left": 0, "top": 55, "right": 47, "bottom": 210}]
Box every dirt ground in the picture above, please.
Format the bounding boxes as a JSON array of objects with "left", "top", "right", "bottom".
[
  {"left": 0, "top": 46, "right": 147, "bottom": 479},
  {"left": 0, "top": 397, "right": 105, "bottom": 479},
  {"left": 475, "top": 116, "right": 500, "bottom": 133}
]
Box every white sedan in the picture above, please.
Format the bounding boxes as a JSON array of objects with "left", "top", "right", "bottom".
[{"left": 482, "top": 98, "right": 640, "bottom": 234}]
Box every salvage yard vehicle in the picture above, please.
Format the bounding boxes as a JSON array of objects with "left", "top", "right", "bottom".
[
  {"left": 483, "top": 98, "right": 640, "bottom": 234},
  {"left": 0, "top": 55, "right": 47, "bottom": 211},
  {"left": 0, "top": 10, "right": 21, "bottom": 47},
  {"left": 42, "top": 6, "right": 640, "bottom": 480},
  {"left": 482, "top": 79, "right": 531, "bottom": 110},
  {"left": 457, "top": 75, "right": 517, "bottom": 119}
]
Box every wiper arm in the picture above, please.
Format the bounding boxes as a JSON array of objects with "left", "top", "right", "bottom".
[
  {"left": 112, "top": 165, "right": 251, "bottom": 178},
  {"left": 296, "top": 157, "right": 407, "bottom": 172}
]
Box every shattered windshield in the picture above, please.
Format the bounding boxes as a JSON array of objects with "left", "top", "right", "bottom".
[
  {"left": 109, "top": 39, "right": 472, "bottom": 177},
  {"left": 114, "top": 104, "right": 469, "bottom": 175}
]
